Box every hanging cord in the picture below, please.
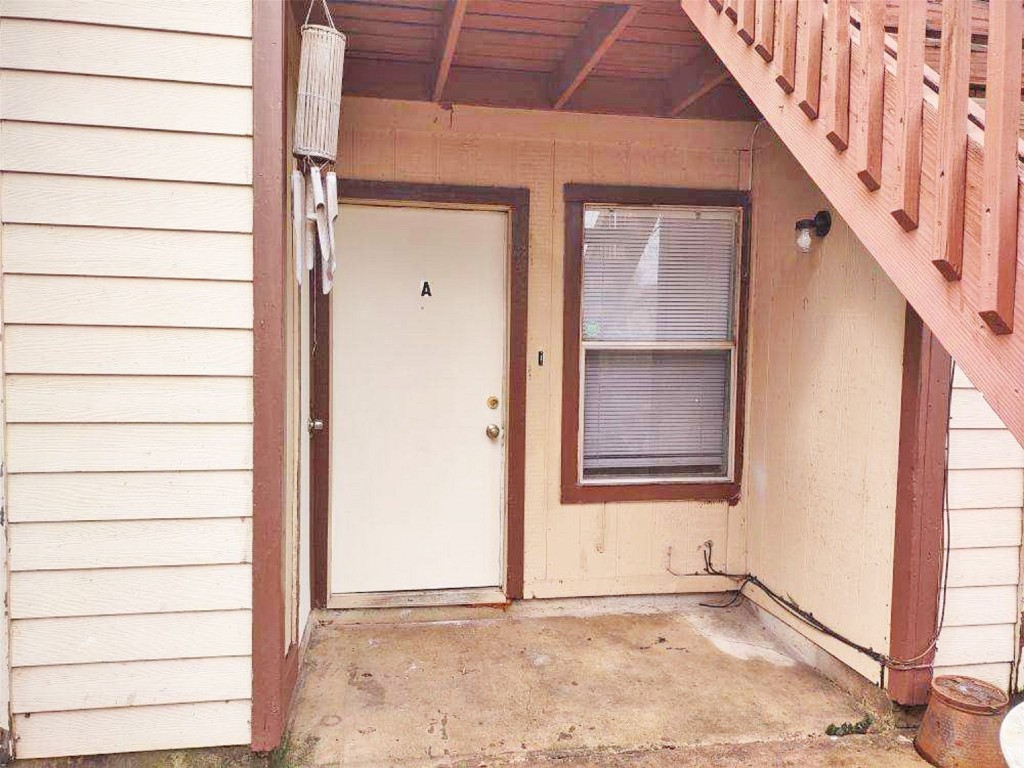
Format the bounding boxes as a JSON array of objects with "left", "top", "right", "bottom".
[
  {"left": 303, "top": 0, "right": 337, "bottom": 29},
  {"left": 744, "top": 118, "right": 767, "bottom": 190},
  {"left": 700, "top": 357, "right": 956, "bottom": 684}
]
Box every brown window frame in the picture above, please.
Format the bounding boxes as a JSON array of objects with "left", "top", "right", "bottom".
[{"left": 560, "top": 184, "right": 751, "bottom": 505}]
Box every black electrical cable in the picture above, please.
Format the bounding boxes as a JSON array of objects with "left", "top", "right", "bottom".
[
  {"left": 700, "top": 357, "right": 957, "bottom": 684},
  {"left": 701, "top": 545, "right": 894, "bottom": 665}
]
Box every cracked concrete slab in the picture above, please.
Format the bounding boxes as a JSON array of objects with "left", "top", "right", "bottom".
[{"left": 285, "top": 598, "right": 928, "bottom": 767}]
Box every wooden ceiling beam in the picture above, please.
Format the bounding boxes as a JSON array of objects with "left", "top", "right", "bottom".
[
  {"left": 549, "top": 3, "right": 639, "bottom": 110},
  {"left": 341, "top": 57, "right": 760, "bottom": 121},
  {"left": 432, "top": 0, "right": 468, "bottom": 102},
  {"left": 664, "top": 48, "right": 731, "bottom": 117}
]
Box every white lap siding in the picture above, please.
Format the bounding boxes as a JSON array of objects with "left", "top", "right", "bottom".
[
  {"left": 935, "top": 367, "right": 1024, "bottom": 691},
  {"left": 0, "top": 1, "right": 254, "bottom": 759}
]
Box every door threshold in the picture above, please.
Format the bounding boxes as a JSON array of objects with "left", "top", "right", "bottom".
[{"left": 327, "top": 586, "right": 507, "bottom": 610}]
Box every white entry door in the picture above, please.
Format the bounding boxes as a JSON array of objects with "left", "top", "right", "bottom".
[{"left": 330, "top": 204, "right": 508, "bottom": 597}]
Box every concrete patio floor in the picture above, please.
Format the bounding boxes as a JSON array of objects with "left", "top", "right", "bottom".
[{"left": 286, "top": 596, "right": 929, "bottom": 767}]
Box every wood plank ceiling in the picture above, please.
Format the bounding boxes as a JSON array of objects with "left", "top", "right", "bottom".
[{"left": 324, "top": 0, "right": 760, "bottom": 120}]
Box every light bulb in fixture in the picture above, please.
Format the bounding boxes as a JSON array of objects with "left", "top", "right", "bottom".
[
  {"left": 794, "top": 210, "right": 832, "bottom": 252},
  {"left": 795, "top": 226, "right": 813, "bottom": 253}
]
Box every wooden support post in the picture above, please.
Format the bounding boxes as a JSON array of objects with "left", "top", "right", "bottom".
[
  {"left": 737, "top": 0, "right": 756, "bottom": 44},
  {"left": 754, "top": 0, "right": 775, "bottom": 61},
  {"left": 797, "top": 0, "right": 823, "bottom": 119},
  {"left": 933, "top": 0, "right": 971, "bottom": 281},
  {"left": 432, "top": 0, "right": 468, "bottom": 102},
  {"left": 888, "top": 308, "right": 950, "bottom": 706},
  {"left": 823, "top": 0, "right": 850, "bottom": 151},
  {"left": 775, "top": 0, "right": 797, "bottom": 93},
  {"left": 978, "top": 0, "right": 1022, "bottom": 334},
  {"left": 550, "top": 3, "right": 638, "bottom": 110},
  {"left": 252, "top": 0, "right": 295, "bottom": 751},
  {"left": 891, "top": 0, "right": 925, "bottom": 231},
  {"left": 855, "top": 0, "right": 884, "bottom": 191}
]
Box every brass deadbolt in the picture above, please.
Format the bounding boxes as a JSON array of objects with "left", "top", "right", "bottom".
[{"left": 487, "top": 396, "right": 499, "bottom": 410}]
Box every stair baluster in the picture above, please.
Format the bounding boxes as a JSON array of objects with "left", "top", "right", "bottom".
[
  {"left": 823, "top": 0, "right": 851, "bottom": 151},
  {"left": 891, "top": 0, "right": 926, "bottom": 231},
  {"left": 855, "top": 0, "right": 885, "bottom": 191},
  {"left": 933, "top": 0, "right": 971, "bottom": 281},
  {"left": 978, "top": 0, "right": 1022, "bottom": 335},
  {"left": 797, "top": 0, "right": 824, "bottom": 119},
  {"left": 776, "top": 0, "right": 798, "bottom": 93},
  {"left": 754, "top": 0, "right": 775, "bottom": 61}
]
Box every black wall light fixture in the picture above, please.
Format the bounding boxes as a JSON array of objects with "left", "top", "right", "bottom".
[{"left": 795, "top": 210, "right": 832, "bottom": 253}]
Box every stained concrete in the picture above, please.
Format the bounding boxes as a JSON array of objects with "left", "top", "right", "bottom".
[{"left": 287, "top": 597, "right": 929, "bottom": 767}]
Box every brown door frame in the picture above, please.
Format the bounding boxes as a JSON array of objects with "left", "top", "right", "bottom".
[
  {"left": 888, "top": 306, "right": 952, "bottom": 705},
  {"left": 252, "top": 0, "right": 298, "bottom": 752},
  {"left": 309, "top": 180, "right": 531, "bottom": 609}
]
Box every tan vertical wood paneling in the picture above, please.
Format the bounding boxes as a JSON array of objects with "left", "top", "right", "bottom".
[
  {"left": 0, "top": 2, "right": 255, "bottom": 758},
  {"left": 338, "top": 97, "right": 755, "bottom": 598},
  {"left": 744, "top": 135, "right": 906, "bottom": 682},
  {"left": 337, "top": 98, "right": 915, "bottom": 639}
]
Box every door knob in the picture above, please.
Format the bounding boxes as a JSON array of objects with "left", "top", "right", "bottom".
[
  {"left": 307, "top": 418, "right": 324, "bottom": 435},
  {"left": 485, "top": 424, "right": 501, "bottom": 440}
]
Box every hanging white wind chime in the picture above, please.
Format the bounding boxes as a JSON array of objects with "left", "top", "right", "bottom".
[{"left": 291, "top": 0, "right": 346, "bottom": 293}]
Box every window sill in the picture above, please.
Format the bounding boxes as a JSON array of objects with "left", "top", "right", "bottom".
[{"left": 561, "top": 481, "right": 741, "bottom": 505}]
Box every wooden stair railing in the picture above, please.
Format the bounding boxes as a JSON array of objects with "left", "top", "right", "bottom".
[{"left": 680, "top": 0, "right": 1024, "bottom": 446}]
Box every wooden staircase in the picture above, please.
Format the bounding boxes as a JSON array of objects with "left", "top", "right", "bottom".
[{"left": 680, "top": 0, "right": 1024, "bottom": 445}]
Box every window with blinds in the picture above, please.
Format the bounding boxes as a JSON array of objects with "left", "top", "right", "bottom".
[{"left": 579, "top": 204, "right": 740, "bottom": 483}]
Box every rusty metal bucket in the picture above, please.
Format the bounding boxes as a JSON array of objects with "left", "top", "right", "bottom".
[{"left": 916, "top": 675, "right": 1010, "bottom": 768}]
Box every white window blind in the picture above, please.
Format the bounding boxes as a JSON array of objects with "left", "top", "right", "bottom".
[{"left": 580, "top": 204, "right": 740, "bottom": 482}]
